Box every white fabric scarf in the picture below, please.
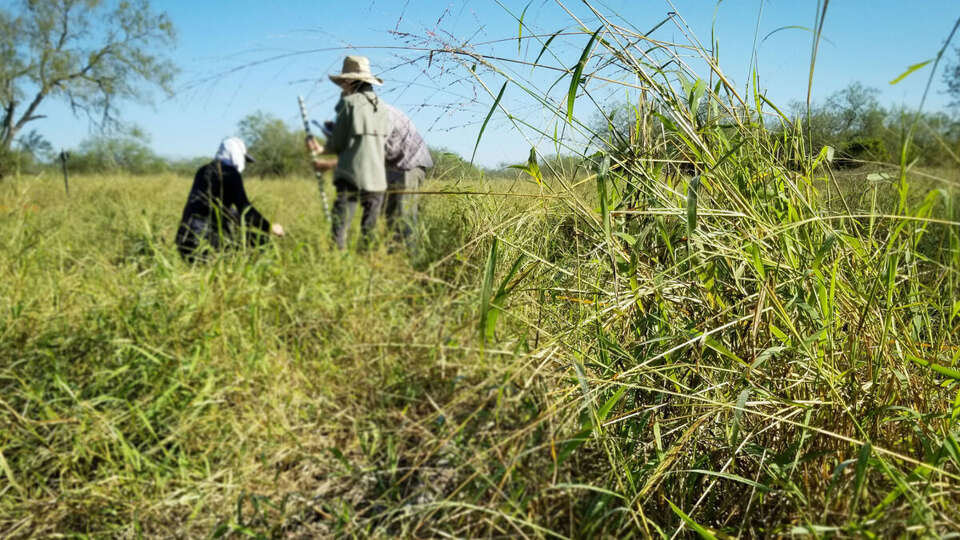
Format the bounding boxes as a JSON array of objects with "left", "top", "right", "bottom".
[{"left": 215, "top": 137, "right": 248, "bottom": 173}]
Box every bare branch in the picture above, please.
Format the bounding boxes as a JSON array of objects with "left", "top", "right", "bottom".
[{"left": 0, "top": 0, "right": 177, "bottom": 152}]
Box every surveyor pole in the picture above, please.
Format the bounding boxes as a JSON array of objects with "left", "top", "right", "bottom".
[
  {"left": 297, "top": 96, "right": 331, "bottom": 221},
  {"left": 58, "top": 150, "right": 70, "bottom": 196}
]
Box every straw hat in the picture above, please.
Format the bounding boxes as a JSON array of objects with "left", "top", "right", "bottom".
[{"left": 328, "top": 55, "right": 383, "bottom": 86}]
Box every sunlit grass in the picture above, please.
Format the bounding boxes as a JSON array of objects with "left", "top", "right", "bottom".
[{"left": 3, "top": 2, "right": 960, "bottom": 537}]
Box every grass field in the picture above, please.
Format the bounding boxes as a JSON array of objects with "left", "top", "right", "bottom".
[
  {"left": 4, "top": 3, "right": 960, "bottom": 536},
  {"left": 1, "top": 162, "right": 959, "bottom": 538}
]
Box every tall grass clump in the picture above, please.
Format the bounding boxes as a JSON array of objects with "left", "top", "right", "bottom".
[
  {"left": 277, "top": 2, "right": 959, "bottom": 537},
  {"left": 2, "top": 2, "right": 960, "bottom": 538}
]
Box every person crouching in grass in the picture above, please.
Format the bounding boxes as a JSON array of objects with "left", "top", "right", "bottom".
[
  {"left": 175, "top": 137, "right": 284, "bottom": 262},
  {"left": 307, "top": 55, "right": 389, "bottom": 250}
]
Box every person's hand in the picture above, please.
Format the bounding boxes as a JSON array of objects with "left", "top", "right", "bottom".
[
  {"left": 312, "top": 158, "right": 336, "bottom": 172},
  {"left": 305, "top": 136, "right": 324, "bottom": 155},
  {"left": 271, "top": 223, "right": 285, "bottom": 237}
]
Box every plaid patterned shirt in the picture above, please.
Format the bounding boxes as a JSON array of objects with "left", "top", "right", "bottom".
[{"left": 384, "top": 103, "right": 433, "bottom": 171}]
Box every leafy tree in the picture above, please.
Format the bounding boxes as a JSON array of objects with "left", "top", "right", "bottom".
[
  {"left": 822, "top": 82, "right": 884, "bottom": 138},
  {"left": 428, "top": 147, "right": 482, "bottom": 181},
  {"left": 237, "top": 111, "right": 312, "bottom": 178},
  {"left": 787, "top": 83, "right": 892, "bottom": 166},
  {"left": 16, "top": 129, "right": 53, "bottom": 161},
  {"left": 945, "top": 46, "right": 960, "bottom": 109},
  {"left": 0, "top": 0, "right": 176, "bottom": 163},
  {"left": 168, "top": 156, "right": 211, "bottom": 177},
  {"left": 69, "top": 126, "right": 166, "bottom": 175}
]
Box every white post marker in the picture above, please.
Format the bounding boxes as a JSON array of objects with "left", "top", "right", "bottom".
[{"left": 298, "top": 95, "right": 331, "bottom": 221}]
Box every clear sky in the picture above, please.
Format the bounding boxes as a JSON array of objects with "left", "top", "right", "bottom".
[{"left": 16, "top": 0, "right": 960, "bottom": 168}]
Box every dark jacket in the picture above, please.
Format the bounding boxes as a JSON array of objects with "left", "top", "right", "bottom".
[{"left": 175, "top": 160, "right": 271, "bottom": 260}]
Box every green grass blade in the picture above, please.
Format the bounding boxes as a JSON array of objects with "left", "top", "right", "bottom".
[
  {"left": 518, "top": 2, "right": 530, "bottom": 54},
  {"left": 597, "top": 386, "right": 626, "bottom": 424},
  {"left": 686, "top": 175, "right": 701, "bottom": 238},
  {"left": 597, "top": 155, "right": 612, "bottom": 247},
  {"left": 567, "top": 27, "right": 601, "bottom": 122},
  {"left": 666, "top": 497, "right": 718, "bottom": 540},
  {"left": 533, "top": 29, "right": 562, "bottom": 70},
  {"left": 806, "top": 1, "right": 831, "bottom": 108},
  {"left": 909, "top": 355, "right": 960, "bottom": 381},
  {"left": 852, "top": 442, "right": 872, "bottom": 514},
  {"left": 682, "top": 469, "right": 771, "bottom": 493},
  {"left": 479, "top": 237, "right": 499, "bottom": 344},
  {"left": 471, "top": 81, "right": 508, "bottom": 165},
  {"left": 889, "top": 59, "right": 933, "bottom": 85},
  {"left": 485, "top": 253, "right": 526, "bottom": 342}
]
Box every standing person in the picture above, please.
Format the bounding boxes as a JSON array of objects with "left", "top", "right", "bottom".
[
  {"left": 383, "top": 102, "right": 433, "bottom": 251},
  {"left": 175, "top": 137, "right": 284, "bottom": 261},
  {"left": 307, "top": 55, "right": 390, "bottom": 249}
]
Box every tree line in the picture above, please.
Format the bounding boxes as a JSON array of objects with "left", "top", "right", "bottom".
[
  {"left": 2, "top": 109, "right": 497, "bottom": 181},
  {"left": 596, "top": 80, "right": 960, "bottom": 172},
  {"left": 793, "top": 82, "right": 960, "bottom": 167}
]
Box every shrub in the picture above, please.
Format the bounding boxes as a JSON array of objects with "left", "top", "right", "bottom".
[
  {"left": 237, "top": 112, "right": 313, "bottom": 178},
  {"left": 837, "top": 136, "right": 890, "bottom": 168}
]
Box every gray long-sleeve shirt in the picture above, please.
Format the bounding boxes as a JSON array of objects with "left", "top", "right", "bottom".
[{"left": 383, "top": 103, "right": 433, "bottom": 172}]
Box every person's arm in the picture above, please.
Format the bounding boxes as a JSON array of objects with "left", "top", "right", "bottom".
[
  {"left": 306, "top": 100, "right": 348, "bottom": 172},
  {"left": 222, "top": 168, "right": 282, "bottom": 241},
  {"left": 324, "top": 99, "right": 351, "bottom": 154},
  {"left": 306, "top": 137, "right": 336, "bottom": 172}
]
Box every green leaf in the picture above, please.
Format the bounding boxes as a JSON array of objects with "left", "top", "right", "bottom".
[
  {"left": 507, "top": 148, "right": 544, "bottom": 185},
  {"left": 211, "top": 523, "right": 230, "bottom": 539},
  {"left": 518, "top": 2, "right": 530, "bottom": 54},
  {"left": 597, "top": 155, "right": 612, "bottom": 247},
  {"left": 549, "top": 483, "right": 626, "bottom": 500},
  {"left": 567, "top": 27, "right": 601, "bottom": 121},
  {"left": 0, "top": 449, "right": 23, "bottom": 496},
  {"left": 666, "top": 497, "right": 718, "bottom": 540},
  {"left": 811, "top": 144, "right": 834, "bottom": 169},
  {"left": 688, "top": 78, "right": 706, "bottom": 118},
  {"left": 327, "top": 447, "right": 354, "bottom": 473},
  {"left": 525, "top": 147, "right": 542, "bottom": 184},
  {"left": 746, "top": 242, "right": 765, "bottom": 280},
  {"left": 705, "top": 336, "right": 748, "bottom": 366},
  {"left": 889, "top": 59, "right": 933, "bottom": 85},
  {"left": 760, "top": 25, "right": 815, "bottom": 44},
  {"left": 909, "top": 355, "right": 960, "bottom": 381},
  {"left": 479, "top": 237, "right": 499, "bottom": 344},
  {"left": 686, "top": 175, "right": 701, "bottom": 238},
  {"left": 852, "top": 442, "right": 872, "bottom": 513},
  {"left": 612, "top": 231, "right": 637, "bottom": 246},
  {"left": 597, "top": 386, "right": 627, "bottom": 424},
  {"left": 533, "top": 29, "right": 562, "bottom": 69},
  {"left": 471, "top": 82, "right": 507, "bottom": 165},
  {"left": 683, "top": 469, "right": 771, "bottom": 493},
  {"left": 485, "top": 253, "right": 527, "bottom": 342},
  {"left": 812, "top": 233, "right": 836, "bottom": 271},
  {"left": 952, "top": 389, "right": 960, "bottom": 421},
  {"left": 557, "top": 426, "right": 592, "bottom": 465}
]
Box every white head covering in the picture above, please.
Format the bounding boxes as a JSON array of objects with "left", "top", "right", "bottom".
[{"left": 214, "top": 137, "right": 255, "bottom": 173}]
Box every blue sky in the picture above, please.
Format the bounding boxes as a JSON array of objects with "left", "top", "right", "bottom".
[{"left": 17, "top": 0, "right": 960, "bottom": 168}]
